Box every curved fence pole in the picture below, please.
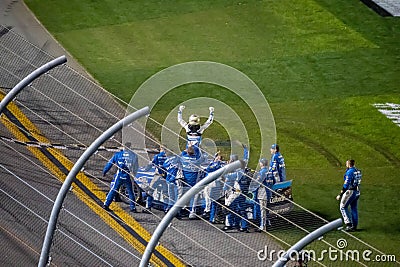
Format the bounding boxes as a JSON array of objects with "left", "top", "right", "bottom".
[
  {"left": 0, "top": 55, "right": 67, "bottom": 115},
  {"left": 38, "top": 106, "right": 150, "bottom": 267},
  {"left": 272, "top": 218, "right": 343, "bottom": 267},
  {"left": 139, "top": 160, "right": 245, "bottom": 267}
]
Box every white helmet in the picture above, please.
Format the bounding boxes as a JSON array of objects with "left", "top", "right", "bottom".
[{"left": 188, "top": 114, "right": 200, "bottom": 125}]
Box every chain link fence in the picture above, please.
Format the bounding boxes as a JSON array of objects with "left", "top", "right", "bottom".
[{"left": 1, "top": 25, "right": 398, "bottom": 267}]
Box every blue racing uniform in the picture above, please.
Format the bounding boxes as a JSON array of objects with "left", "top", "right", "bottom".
[
  {"left": 103, "top": 149, "right": 139, "bottom": 211},
  {"left": 270, "top": 152, "right": 286, "bottom": 182},
  {"left": 145, "top": 150, "right": 168, "bottom": 210},
  {"left": 235, "top": 170, "right": 252, "bottom": 230},
  {"left": 256, "top": 167, "right": 276, "bottom": 200},
  {"left": 221, "top": 147, "right": 250, "bottom": 229},
  {"left": 163, "top": 155, "right": 180, "bottom": 211},
  {"left": 205, "top": 159, "right": 226, "bottom": 223},
  {"left": 256, "top": 166, "right": 276, "bottom": 230},
  {"left": 339, "top": 167, "right": 362, "bottom": 228},
  {"left": 178, "top": 146, "right": 205, "bottom": 217},
  {"left": 180, "top": 146, "right": 204, "bottom": 187},
  {"left": 152, "top": 150, "right": 168, "bottom": 177},
  {"left": 206, "top": 159, "right": 225, "bottom": 173},
  {"left": 164, "top": 156, "right": 180, "bottom": 184},
  {"left": 223, "top": 169, "right": 250, "bottom": 230}
]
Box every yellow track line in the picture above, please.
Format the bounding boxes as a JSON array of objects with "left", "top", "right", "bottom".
[{"left": 0, "top": 93, "right": 185, "bottom": 266}]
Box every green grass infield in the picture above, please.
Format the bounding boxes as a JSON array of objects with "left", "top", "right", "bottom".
[{"left": 26, "top": 0, "right": 400, "bottom": 259}]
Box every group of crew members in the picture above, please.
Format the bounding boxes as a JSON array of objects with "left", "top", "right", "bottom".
[
  {"left": 102, "top": 107, "right": 286, "bottom": 233},
  {"left": 144, "top": 142, "right": 286, "bottom": 233}
]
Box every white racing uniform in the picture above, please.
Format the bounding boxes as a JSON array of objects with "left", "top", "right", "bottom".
[{"left": 177, "top": 106, "right": 214, "bottom": 147}]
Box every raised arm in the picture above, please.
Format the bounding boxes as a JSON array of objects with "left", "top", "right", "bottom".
[
  {"left": 198, "top": 107, "right": 214, "bottom": 133},
  {"left": 242, "top": 144, "right": 249, "bottom": 163},
  {"left": 177, "top": 105, "right": 188, "bottom": 129}
]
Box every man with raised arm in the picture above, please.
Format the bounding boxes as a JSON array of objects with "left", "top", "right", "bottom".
[{"left": 177, "top": 105, "right": 214, "bottom": 147}]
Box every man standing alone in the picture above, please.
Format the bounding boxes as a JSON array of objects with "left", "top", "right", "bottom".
[{"left": 336, "top": 159, "right": 362, "bottom": 232}]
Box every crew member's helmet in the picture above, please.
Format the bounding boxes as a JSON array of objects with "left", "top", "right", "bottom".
[
  {"left": 259, "top": 158, "right": 268, "bottom": 166},
  {"left": 188, "top": 114, "right": 200, "bottom": 126},
  {"left": 229, "top": 154, "right": 239, "bottom": 162}
]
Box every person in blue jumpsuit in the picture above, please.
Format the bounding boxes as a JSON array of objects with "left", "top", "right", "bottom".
[
  {"left": 163, "top": 154, "right": 181, "bottom": 213},
  {"left": 178, "top": 105, "right": 214, "bottom": 147},
  {"left": 253, "top": 147, "right": 280, "bottom": 224},
  {"left": 143, "top": 146, "right": 168, "bottom": 213},
  {"left": 336, "top": 159, "right": 362, "bottom": 232},
  {"left": 222, "top": 146, "right": 250, "bottom": 232},
  {"left": 270, "top": 144, "right": 286, "bottom": 182},
  {"left": 103, "top": 142, "right": 139, "bottom": 212},
  {"left": 222, "top": 155, "right": 250, "bottom": 232},
  {"left": 254, "top": 158, "right": 276, "bottom": 232},
  {"left": 235, "top": 168, "right": 252, "bottom": 232},
  {"left": 152, "top": 146, "right": 168, "bottom": 176},
  {"left": 177, "top": 144, "right": 205, "bottom": 219},
  {"left": 203, "top": 153, "right": 226, "bottom": 223}
]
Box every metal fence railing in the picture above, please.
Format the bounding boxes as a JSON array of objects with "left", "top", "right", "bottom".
[{"left": 1, "top": 25, "right": 398, "bottom": 267}]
